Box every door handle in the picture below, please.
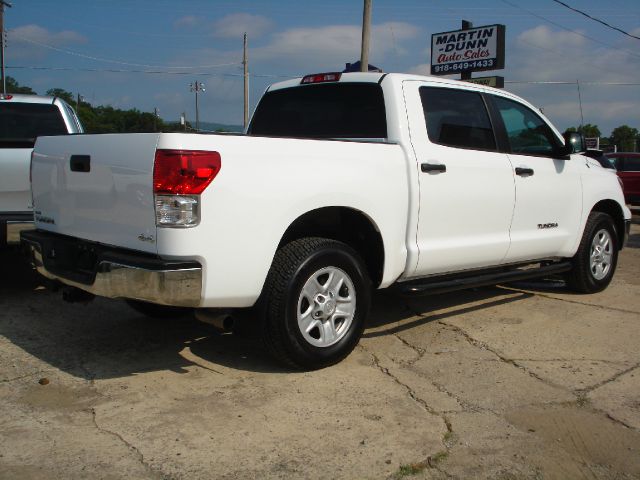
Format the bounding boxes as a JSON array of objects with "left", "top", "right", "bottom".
[
  {"left": 421, "top": 163, "right": 446, "bottom": 173},
  {"left": 515, "top": 167, "right": 534, "bottom": 176},
  {"left": 70, "top": 155, "right": 91, "bottom": 173}
]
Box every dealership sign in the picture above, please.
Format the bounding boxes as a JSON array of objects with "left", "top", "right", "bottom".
[{"left": 431, "top": 24, "right": 505, "bottom": 75}]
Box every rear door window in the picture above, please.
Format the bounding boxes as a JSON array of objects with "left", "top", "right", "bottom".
[
  {"left": 248, "top": 83, "right": 387, "bottom": 139},
  {"left": 419, "top": 86, "right": 496, "bottom": 151},
  {"left": 0, "top": 102, "right": 67, "bottom": 147}
]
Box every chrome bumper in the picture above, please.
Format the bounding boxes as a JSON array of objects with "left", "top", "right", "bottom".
[
  {"left": 1, "top": 213, "right": 33, "bottom": 246},
  {"left": 22, "top": 231, "right": 202, "bottom": 307}
]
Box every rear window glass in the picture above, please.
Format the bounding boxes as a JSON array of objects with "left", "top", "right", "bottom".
[
  {"left": 248, "top": 83, "right": 387, "bottom": 139},
  {"left": 419, "top": 87, "right": 496, "bottom": 151},
  {"left": 0, "top": 102, "right": 67, "bottom": 147}
]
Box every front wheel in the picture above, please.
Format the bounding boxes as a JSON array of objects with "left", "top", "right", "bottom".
[
  {"left": 262, "top": 237, "right": 371, "bottom": 370},
  {"left": 566, "top": 212, "right": 618, "bottom": 293}
]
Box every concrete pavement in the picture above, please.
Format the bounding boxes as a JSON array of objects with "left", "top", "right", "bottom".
[{"left": 1, "top": 219, "right": 639, "bottom": 479}]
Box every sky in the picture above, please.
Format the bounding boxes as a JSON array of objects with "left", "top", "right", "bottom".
[{"left": 4, "top": 0, "right": 640, "bottom": 135}]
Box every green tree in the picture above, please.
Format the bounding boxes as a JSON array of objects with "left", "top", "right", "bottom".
[
  {"left": 563, "top": 124, "right": 601, "bottom": 138},
  {"left": 5, "top": 76, "right": 36, "bottom": 94},
  {"left": 45, "top": 88, "right": 75, "bottom": 105},
  {"left": 610, "top": 125, "right": 639, "bottom": 152}
]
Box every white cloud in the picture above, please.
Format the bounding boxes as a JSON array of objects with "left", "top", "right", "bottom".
[
  {"left": 252, "top": 22, "right": 420, "bottom": 72},
  {"left": 7, "top": 24, "right": 86, "bottom": 60},
  {"left": 212, "top": 14, "right": 274, "bottom": 39},
  {"left": 174, "top": 15, "right": 200, "bottom": 29},
  {"left": 407, "top": 63, "right": 431, "bottom": 75},
  {"left": 517, "top": 25, "right": 587, "bottom": 51}
]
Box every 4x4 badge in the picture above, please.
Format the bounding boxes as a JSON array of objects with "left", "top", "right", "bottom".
[{"left": 138, "top": 234, "right": 155, "bottom": 243}]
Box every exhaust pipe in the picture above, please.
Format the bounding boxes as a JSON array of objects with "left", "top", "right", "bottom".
[{"left": 195, "top": 308, "right": 234, "bottom": 332}]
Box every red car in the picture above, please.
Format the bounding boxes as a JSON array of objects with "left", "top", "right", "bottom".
[{"left": 605, "top": 152, "right": 640, "bottom": 205}]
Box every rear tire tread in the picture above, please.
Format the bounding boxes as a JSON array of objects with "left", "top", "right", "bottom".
[{"left": 262, "top": 237, "right": 366, "bottom": 370}]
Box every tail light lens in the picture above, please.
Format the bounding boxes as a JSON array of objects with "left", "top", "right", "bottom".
[
  {"left": 153, "top": 149, "right": 221, "bottom": 195},
  {"left": 301, "top": 72, "right": 342, "bottom": 84},
  {"left": 153, "top": 149, "right": 221, "bottom": 227}
]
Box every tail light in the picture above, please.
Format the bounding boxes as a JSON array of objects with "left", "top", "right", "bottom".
[
  {"left": 154, "top": 149, "right": 221, "bottom": 195},
  {"left": 153, "top": 149, "right": 221, "bottom": 227}
]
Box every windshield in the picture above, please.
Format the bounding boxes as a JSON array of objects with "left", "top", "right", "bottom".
[
  {"left": 248, "top": 83, "right": 387, "bottom": 139},
  {"left": 0, "top": 102, "right": 67, "bottom": 148}
]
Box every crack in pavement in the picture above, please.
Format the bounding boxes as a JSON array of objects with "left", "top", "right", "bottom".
[
  {"left": 90, "top": 407, "right": 168, "bottom": 480},
  {"left": 393, "top": 333, "right": 425, "bottom": 365},
  {"left": 363, "top": 346, "right": 457, "bottom": 480},
  {"left": 437, "top": 320, "right": 568, "bottom": 393},
  {"left": 579, "top": 363, "right": 640, "bottom": 394},
  {"left": 501, "top": 286, "right": 640, "bottom": 316},
  {"left": 509, "top": 358, "right": 630, "bottom": 366}
]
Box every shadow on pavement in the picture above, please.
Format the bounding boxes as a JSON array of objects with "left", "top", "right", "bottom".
[
  {"left": 363, "top": 287, "right": 534, "bottom": 338},
  {"left": 1, "top": 246, "right": 550, "bottom": 379}
]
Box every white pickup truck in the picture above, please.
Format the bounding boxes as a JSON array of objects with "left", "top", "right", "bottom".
[
  {"left": 22, "top": 72, "right": 631, "bottom": 369},
  {"left": 1, "top": 93, "right": 83, "bottom": 246}
]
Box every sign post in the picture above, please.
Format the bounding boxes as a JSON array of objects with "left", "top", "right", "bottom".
[{"left": 460, "top": 20, "right": 473, "bottom": 82}]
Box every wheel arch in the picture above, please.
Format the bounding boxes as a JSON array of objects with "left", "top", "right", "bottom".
[
  {"left": 277, "top": 207, "right": 385, "bottom": 288},
  {"left": 590, "top": 199, "right": 626, "bottom": 250}
]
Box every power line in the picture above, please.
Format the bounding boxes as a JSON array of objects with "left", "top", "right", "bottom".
[
  {"left": 6, "top": 64, "right": 297, "bottom": 79},
  {"left": 8, "top": 32, "right": 242, "bottom": 69},
  {"left": 550, "top": 0, "right": 640, "bottom": 40},
  {"left": 499, "top": 0, "right": 640, "bottom": 59},
  {"left": 7, "top": 65, "right": 640, "bottom": 86}
]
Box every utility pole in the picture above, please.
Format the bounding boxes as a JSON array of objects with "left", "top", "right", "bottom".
[
  {"left": 360, "top": 0, "right": 372, "bottom": 72},
  {"left": 243, "top": 32, "right": 249, "bottom": 130},
  {"left": 1, "top": 1, "right": 12, "bottom": 95},
  {"left": 189, "top": 81, "right": 205, "bottom": 132},
  {"left": 576, "top": 79, "right": 584, "bottom": 130},
  {"left": 76, "top": 93, "right": 84, "bottom": 112},
  {"left": 153, "top": 107, "right": 159, "bottom": 132}
]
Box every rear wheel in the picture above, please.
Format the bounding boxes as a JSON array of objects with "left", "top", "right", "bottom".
[
  {"left": 566, "top": 212, "right": 618, "bottom": 293},
  {"left": 262, "top": 237, "right": 371, "bottom": 370}
]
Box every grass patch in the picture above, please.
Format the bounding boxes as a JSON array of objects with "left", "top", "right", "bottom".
[
  {"left": 430, "top": 450, "right": 449, "bottom": 464},
  {"left": 396, "top": 462, "right": 428, "bottom": 477},
  {"left": 393, "top": 451, "right": 449, "bottom": 478}
]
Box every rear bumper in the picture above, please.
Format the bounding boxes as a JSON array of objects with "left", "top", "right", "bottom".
[
  {"left": 21, "top": 229, "right": 202, "bottom": 307},
  {"left": 1, "top": 212, "right": 33, "bottom": 246}
]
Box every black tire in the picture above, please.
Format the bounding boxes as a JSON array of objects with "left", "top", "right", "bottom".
[
  {"left": 125, "top": 299, "right": 192, "bottom": 319},
  {"left": 566, "top": 212, "right": 618, "bottom": 293},
  {"left": 262, "top": 237, "right": 371, "bottom": 370}
]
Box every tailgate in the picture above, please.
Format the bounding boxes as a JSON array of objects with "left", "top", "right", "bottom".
[{"left": 31, "top": 133, "right": 160, "bottom": 253}]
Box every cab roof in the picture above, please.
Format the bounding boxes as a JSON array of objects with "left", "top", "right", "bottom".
[{"left": 0, "top": 93, "right": 57, "bottom": 104}]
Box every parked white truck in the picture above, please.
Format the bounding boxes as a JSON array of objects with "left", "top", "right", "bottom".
[
  {"left": 22, "top": 72, "right": 631, "bottom": 369},
  {"left": 1, "top": 93, "right": 83, "bottom": 246}
]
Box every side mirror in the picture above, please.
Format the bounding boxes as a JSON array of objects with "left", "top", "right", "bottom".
[{"left": 562, "top": 131, "right": 585, "bottom": 154}]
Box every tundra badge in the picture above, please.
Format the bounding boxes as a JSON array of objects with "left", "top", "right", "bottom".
[{"left": 538, "top": 223, "right": 558, "bottom": 229}]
